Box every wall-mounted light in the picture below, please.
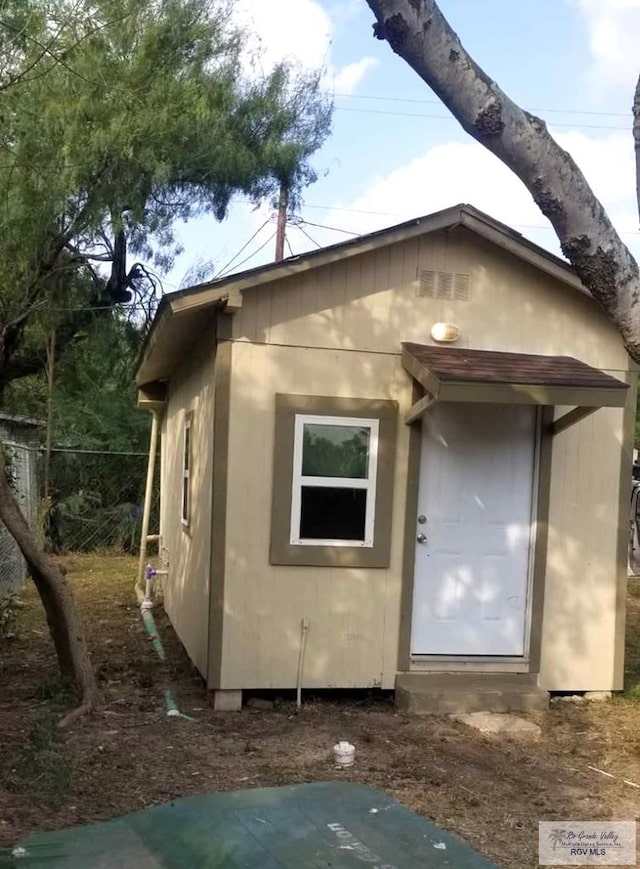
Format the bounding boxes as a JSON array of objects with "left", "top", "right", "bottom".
[{"left": 430, "top": 322, "right": 461, "bottom": 343}]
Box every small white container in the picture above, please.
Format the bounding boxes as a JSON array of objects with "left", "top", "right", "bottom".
[{"left": 333, "top": 740, "right": 356, "bottom": 768}]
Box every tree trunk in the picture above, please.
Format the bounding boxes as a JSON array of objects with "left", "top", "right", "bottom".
[
  {"left": 0, "top": 447, "right": 98, "bottom": 725},
  {"left": 366, "top": 0, "right": 640, "bottom": 363}
]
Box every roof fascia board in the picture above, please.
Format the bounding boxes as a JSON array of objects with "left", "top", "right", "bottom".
[
  {"left": 401, "top": 347, "right": 627, "bottom": 407},
  {"left": 438, "top": 380, "right": 627, "bottom": 407},
  {"left": 167, "top": 208, "right": 465, "bottom": 314}
]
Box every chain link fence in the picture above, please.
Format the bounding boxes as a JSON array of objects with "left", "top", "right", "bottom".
[
  {"left": 1, "top": 443, "right": 158, "bottom": 605},
  {"left": 0, "top": 442, "right": 39, "bottom": 602},
  {"left": 46, "top": 448, "right": 158, "bottom": 554}
]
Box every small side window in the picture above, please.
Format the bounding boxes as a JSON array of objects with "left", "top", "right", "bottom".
[{"left": 181, "top": 413, "right": 193, "bottom": 528}]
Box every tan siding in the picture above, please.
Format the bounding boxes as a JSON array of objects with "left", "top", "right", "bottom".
[
  {"left": 219, "top": 229, "right": 634, "bottom": 692},
  {"left": 539, "top": 376, "right": 636, "bottom": 690},
  {"left": 231, "top": 227, "right": 628, "bottom": 372},
  {"left": 221, "top": 341, "right": 411, "bottom": 689},
  {"left": 160, "top": 338, "right": 215, "bottom": 677}
]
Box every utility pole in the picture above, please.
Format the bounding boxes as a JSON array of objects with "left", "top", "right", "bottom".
[{"left": 275, "top": 183, "right": 288, "bottom": 262}]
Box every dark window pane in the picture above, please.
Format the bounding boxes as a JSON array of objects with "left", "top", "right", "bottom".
[
  {"left": 299, "top": 487, "right": 367, "bottom": 540},
  {"left": 184, "top": 425, "right": 191, "bottom": 471},
  {"left": 302, "top": 424, "right": 369, "bottom": 478},
  {"left": 182, "top": 478, "right": 189, "bottom": 523}
]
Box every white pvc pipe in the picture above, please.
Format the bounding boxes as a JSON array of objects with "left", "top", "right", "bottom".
[
  {"left": 136, "top": 410, "right": 160, "bottom": 597},
  {"left": 296, "top": 618, "right": 309, "bottom": 710}
]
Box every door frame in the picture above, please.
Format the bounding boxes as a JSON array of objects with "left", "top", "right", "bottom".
[{"left": 397, "top": 401, "right": 553, "bottom": 673}]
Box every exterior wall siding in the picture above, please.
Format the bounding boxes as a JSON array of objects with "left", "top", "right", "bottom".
[
  {"left": 230, "top": 228, "right": 629, "bottom": 372},
  {"left": 215, "top": 227, "right": 633, "bottom": 692},
  {"left": 160, "top": 336, "right": 216, "bottom": 678},
  {"left": 221, "top": 341, "right": 411, "bottom": 690},
  {"left": 539, "top": 379, "right": 636, "bottom": 691}
]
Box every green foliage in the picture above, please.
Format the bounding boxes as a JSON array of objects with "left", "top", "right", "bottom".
[
  {"left": 6, "top": 312, "right": 152, "bottom": 551},
  {"left": 0, "top": 0, "right": 331, "bottom": 551},
  {"left": 624, "top": 578, "right": 640, "bottom": 700},
  {"left": 302, "top": 425, "right": 370, "bottom": 478},
  {"left": 0, "top": 0, "right": 331, "bottom": 388}
]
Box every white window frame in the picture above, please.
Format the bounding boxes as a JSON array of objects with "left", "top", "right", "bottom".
[
  {"left": 181, "top": 414, "right": 192, "bottom": 528},
  {"left": 290, "top": 414, "right": 379, "bottom": 548}
]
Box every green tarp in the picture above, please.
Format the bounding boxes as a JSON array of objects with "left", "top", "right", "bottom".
[{"left": 8, "top": 781, "right": 498, "bottom": 868}]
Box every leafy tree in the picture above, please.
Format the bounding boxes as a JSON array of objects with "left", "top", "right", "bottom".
[
  {"left": 365, "top": 1, "right": 640, "bottom": 363},
  {"left": 0, "top": 0, "right": 331, "bottom": 722},
  {"left": 5, "top": 313, "right": 151, "bottom": 553}
]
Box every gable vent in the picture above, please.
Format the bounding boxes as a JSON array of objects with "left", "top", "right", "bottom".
[{"left": 417, "top": 270, "right": 470, "bottom": 301}]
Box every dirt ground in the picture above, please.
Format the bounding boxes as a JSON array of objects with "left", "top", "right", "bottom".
[{"left": 1, "top": 554, "right": 639, "bottom": 869}]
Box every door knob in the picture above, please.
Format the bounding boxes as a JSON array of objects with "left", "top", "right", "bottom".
[{"left": 416, "top": 533, "right": 427, "bottom": 544}]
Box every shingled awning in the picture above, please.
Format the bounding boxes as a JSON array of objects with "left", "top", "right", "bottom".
[{"left": 402, "top": 343, "right": 628, "bottom": 430}]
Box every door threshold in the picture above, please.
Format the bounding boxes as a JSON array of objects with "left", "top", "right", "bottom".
[{"left": 409, "top": 658, "right": 531, "bottom": 674}]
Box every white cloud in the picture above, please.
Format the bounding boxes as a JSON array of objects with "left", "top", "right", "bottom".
[
  {"left": 319, "top": 130, "right": 639, "bottom": 261},
  {"left": 332, "top": 57, "right": 378, "bottom": 94},
  {"left": 233, "top": 0, "right": 375, "bottom": 94},
  {"left": 573, "top": 0, "right": 640, "bottom": 91},
  {"left": 234, "top": 0, "right": 332, "bottom": 75}
]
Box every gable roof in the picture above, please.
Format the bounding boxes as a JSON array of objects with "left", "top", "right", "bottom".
[{"left": 136, "top": 203, "right": 587, "bottom": 386}]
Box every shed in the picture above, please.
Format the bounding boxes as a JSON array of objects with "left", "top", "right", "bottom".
[
  {"left": 136, "top": 204, "right": 636, "bottom": 712},
  {"left": 0, "top": 413, "right": 41, "bottom": 599}
]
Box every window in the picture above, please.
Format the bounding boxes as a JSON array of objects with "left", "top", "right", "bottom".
[
  {"left": 181, "top": 413, "right": 193, "bottom": 528},
  {"left": 270, "top": 395, "right": 398, "bottom": 568},
  {"left": 290, "top": 416, "right": 379, "bottom": 547}
]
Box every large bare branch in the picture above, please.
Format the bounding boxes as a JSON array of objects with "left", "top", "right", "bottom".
[{"left": 366, "top": 0, "right": 640, "bottom": 362}]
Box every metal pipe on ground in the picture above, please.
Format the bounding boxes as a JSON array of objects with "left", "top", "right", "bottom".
[{"left": 296, "top": 618, "right": 309, "bottom": 710}]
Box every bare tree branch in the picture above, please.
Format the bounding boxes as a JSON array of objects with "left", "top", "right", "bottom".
[{"left": 366, "top": 0, "right": 640, "bottom": 361}]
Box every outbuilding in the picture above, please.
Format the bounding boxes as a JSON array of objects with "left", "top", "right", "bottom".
[{"left": 136, "top": 204, "right": 636, "bottom": 712}]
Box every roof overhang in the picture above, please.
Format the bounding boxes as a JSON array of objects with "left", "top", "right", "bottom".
[
  {"left": 402, "top": 343, "right": 628, "bottom": 423},
  {"left": 135, "top": 204, "right": 592, "bottom": 389},
  {"left": 136, "top": 292, "right": 234, "bottom": 389}
]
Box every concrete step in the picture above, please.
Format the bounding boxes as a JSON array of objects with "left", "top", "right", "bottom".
[{"left": 395, "top": 672, "right": 549, "bottom": 715}]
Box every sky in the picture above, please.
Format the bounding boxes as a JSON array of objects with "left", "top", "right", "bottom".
[{"left": 165, "top": 0, "right": 640, "bottom": 293}]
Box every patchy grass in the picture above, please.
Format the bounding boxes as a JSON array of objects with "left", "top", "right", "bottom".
[
  {"left": 3, "top": 713, "right": 71, "bottom": 805},
  {"left": 0, "top": 555, "right": 639, "bottom": 869},
  {"left": 624, "top": 578, "right": 640, "bottom": 699}
]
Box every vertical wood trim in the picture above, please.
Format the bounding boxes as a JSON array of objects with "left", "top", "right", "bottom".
[
  {"left": 207, "top": 339, "right": 232, "bottom": 688},
  {"left": 397, "top": 384, "right": 423, "bottom": 671},
  {"left": 613, "top": 372, "right": 637, "bottom": 689},
  {"left": 527, "top": 406, "right": 554, "bottom": 674}
]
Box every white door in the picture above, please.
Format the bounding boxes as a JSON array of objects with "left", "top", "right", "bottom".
[{"left": 410, "top": 403, "right": 536, "bottom": 657}]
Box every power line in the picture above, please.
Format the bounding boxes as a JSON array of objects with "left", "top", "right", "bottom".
[
  {"left": 332, "top": 91, "right": 631, "bottom": 119},
  {"left": 217, "top": 229, "right": 277, "bottom": 277},
  {"left": 214, "top": 220, "right": 269, "bottom": 278},
  {"left": 333, "top": 105, "right": 631, "bottom": 132},
  {"left": 298, "top": 202, "right": 640, "bottom": 237},
  {"left": 298, "top": 218, "right": 360, "bottom": 237},
  {"left": 285, "top": 235, "right": 294, "bottom": 258},
  {"left": 295, "top": 224, "right": 322, "bottom": 249}
]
